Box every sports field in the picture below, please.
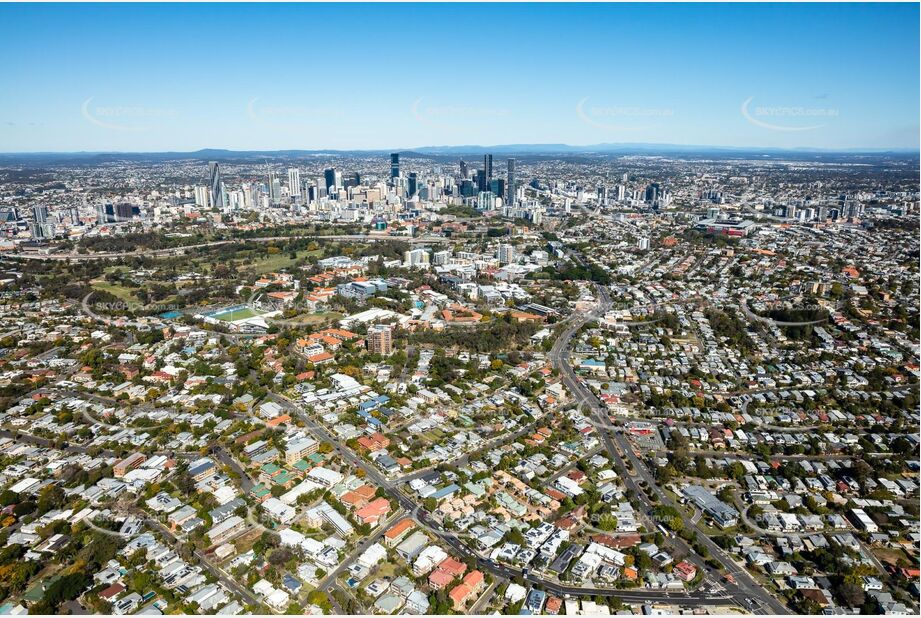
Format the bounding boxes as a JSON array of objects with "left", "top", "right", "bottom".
[{"left": 210, "top": 306, "right": 260, "bottom": 322}]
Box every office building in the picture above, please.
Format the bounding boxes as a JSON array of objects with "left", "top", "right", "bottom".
[
  {"left": 30, "top": 205, "right": 53, "bottom": 240},
  {"left": 506, "top": 158, "right": 516, "bottom": 207},
  {"left": 209, "top": 161, "right": 223, "bottom": 210},
  {"left": 96, "top": 202, "right": 116, "bottom": 224},
  {"left": 483, "top": 154, "right": 493, "bottom": 180},
  {"left": 288, "top": 168, "right": 301, "bottom": 198},
  {"left": 32, "top": 204, "right": 48, "bottom": 224},
  {"left": 115, "top": 202, "right": 135, "bottom": 221},
  {"left": 408, "top": 172, "right": 418, "bottom": 197},
  {"left": 489, "top": 178, "right": 505, "bottom": 198},
  {"left": 390, "top": 153, "right": 400, "bottom": 179},
  {"left": 498, "top": 243, "right": 514, "bottom": 265},
  {"left": 459, "top": 179, "right": 476, "bottom": 198},
  {"left": 268, "top": 171, "right": 280, "bottom": 203},
  {"left": 0, "top": 207, "right": 19, "bottom": 222},
  {"left": 324, "top": 168, "right": 341, "bottom": 193},
  {"left": 476, "top": 169, "right": 487, "bottom": 193}
]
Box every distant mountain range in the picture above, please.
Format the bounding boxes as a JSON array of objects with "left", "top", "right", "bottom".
[
  {"left": 409, "top": 143, "right": 917, "bottom": 155},
  {"left": 0, "top": 143, "right": 916, "bottom": 166}
]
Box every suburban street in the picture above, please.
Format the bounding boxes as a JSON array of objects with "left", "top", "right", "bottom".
[
  {"left": 548, "top": 281, "right": 790, "bottom": 615},
  {"left": 266, "top": 366, "right": 744, "bottom": 609}
]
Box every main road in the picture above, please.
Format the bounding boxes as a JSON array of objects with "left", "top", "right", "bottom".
[
  {"left": 2, "top": 233, "right": 450, "bottom": 262},
  {"left": 548, "top": 282, "right": 789, "bottom": 615}
]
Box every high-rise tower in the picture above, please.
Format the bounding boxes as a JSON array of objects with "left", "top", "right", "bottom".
[
  {"left": 506, "top": 158, "right": 516, "bottom": 207},
  {"left": 288, "top": 168, "right": 301, "bottom": 198},
  {"left": 208, "top": 161, "right": 223, "bottom": 209}
]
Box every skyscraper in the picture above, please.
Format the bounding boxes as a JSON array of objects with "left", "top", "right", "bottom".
[
  {"left": 288, "top": 168, "right": 301, "bottom": 198},
  {"left": 459, "top": 179, "right": 476, "bottom": 198},
  {"left": 490, "top": 178, "right": 505, "bottom": 199},
  {"left": 390, "top": 153, "right": 400, "bottom": 179},
  {"left": 32, "top": 204, "right": 47, "bottom": 224},
  {"left": 484, "top": 154, "right": 493, "bottom": 180},
  {"left": 194, "top": 185, "right": 210, "bottom": 208},
  {"left": 408, "top": 172, "right": 418, "bottom": 197},
  {"left": 459, "top": 159, "right": 468, "bottom": 179},
  {"left": 208, "top": 161, "right": 223, "bottom": 210},
  {"left": 96, "top": 202, "right": 115, "bottom": 224},
  {"left": 115, "top": 202, "right": 135, "bottom": 221},
  {"left": 31, "top": 204, "right": 53, "bottom": 240},
  {"left": 506, "top": 158, "right": 516, "bottom": 207},
  {"left": 476, "top": 169, "right": 487, "bottom": 193},
  {"left": 268, "top": 171, "right": 280, "bottom": 202},
  {"left": 324, "top": 168, "right": 340, "bottom": 193}
]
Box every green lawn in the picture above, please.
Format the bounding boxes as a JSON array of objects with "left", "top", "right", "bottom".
[
  {"left": 91, "top": 279, "right": 138, "bottom": 304},
  {"left": 213, "top": 307, "right": 260, "bottom": 321},
  {"left": 247, "top": 249, "right": 325, "bottom": 275}
]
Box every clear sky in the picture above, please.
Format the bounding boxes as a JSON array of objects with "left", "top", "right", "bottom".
[{"left": 1, "top": 2, "right": 918, "bottom": 152}]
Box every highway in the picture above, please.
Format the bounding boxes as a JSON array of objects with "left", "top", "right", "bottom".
[
  {"left": 3, "top": 233, "right": 450, "bottom": 262},
  {"left": 548, "top": 281, "right": 789, "bottom": 615}
]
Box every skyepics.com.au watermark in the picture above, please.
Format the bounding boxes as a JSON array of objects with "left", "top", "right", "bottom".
[
  {"left": 91, "top": 300, "right": 181, "bottom": 314},
  {"left": 81, "top": 97, "right": 178, "bottom": 131},
  {"left": 741, "top": 96, "right": 839, "bottom": 132},
  {"left": 246, "top": 97, "right": 344, "bottom": 130},
  {"left": 576, "top": 97, "right": 675, "bottom": 131},
  {"left": 411, "top": 97, "right": 509, "bottom": 129}
]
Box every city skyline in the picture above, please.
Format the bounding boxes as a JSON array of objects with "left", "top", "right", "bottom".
[{"left": 1, "top": 2, "right": 919, "bottom": 153}]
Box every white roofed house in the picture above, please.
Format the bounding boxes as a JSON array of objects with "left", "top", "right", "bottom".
[
  {"left": 207, "top": 515, "right": 247, "bottom": 545},
  {"left": 261, "top": 497, "right": 296, "bottom": 525}
]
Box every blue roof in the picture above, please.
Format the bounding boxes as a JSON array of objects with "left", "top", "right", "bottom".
[
  {"left": 359, "top": 395, "right": 391, "bottom": 412},
  {"left": 282, "top": 574, "right": 301, "bottom": 590},
  {"left": 358, "top": 410, "right": 384, "bottom": 427},
  {"left": 430, "top": 483, "right": 461, "bottom": 500},
  {"left": 188, "top": 461, "right": 215, "bottom": 477}
]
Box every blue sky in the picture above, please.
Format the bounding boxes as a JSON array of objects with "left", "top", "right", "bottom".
[{"left": 1, "top": 2, "right": 918, "bottom": 152}]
